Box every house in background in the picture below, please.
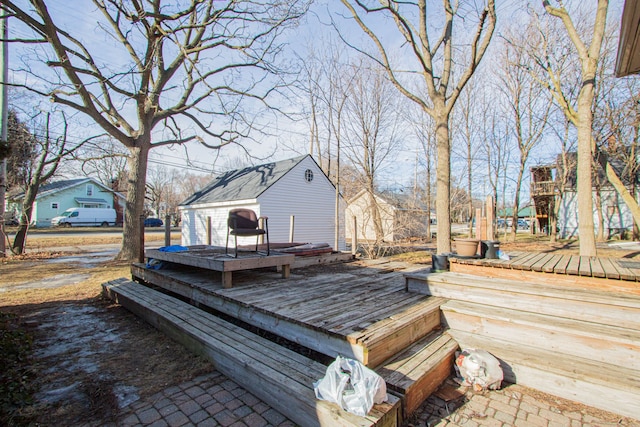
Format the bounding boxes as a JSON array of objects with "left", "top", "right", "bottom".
[
  {"left": 7, "top": 177, "right": 125, "bottom": 227},
  {"left": 531, "top": 153, "right": 639, "bottom": 239},
  {"left": 345, "top": 190, "right": 433, "bottom": 242},
  {"left": 179, "top": 155, "right": 346, "bottom": 250}
]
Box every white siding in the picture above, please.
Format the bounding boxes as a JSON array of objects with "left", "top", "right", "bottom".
[
  {"left": 258, "top": 157, "right": 345, "bottom": 250},
  {"left": 181, "top": 202, "right": 260, "bottom": 247},
  {"left": 557, "top": 189, "right": 636, "bottom": 239},
  {"left": 345, "top": 193, "right": 395, "bottom": 242}
]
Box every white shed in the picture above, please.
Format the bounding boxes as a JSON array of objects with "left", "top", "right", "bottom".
[{"left": 179, "top": 155, "right": 346, "bottom": 250}]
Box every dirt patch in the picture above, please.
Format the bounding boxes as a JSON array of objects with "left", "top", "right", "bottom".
[{"left": 0, "top": 255, "right": 212, "bottom": 426}]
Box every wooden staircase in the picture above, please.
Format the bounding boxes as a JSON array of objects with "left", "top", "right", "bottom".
[
  {"left": 405, "top": 270, "right": 640, "bottom": 420},
  {"left": 104, "top": 274, "right": 459, "bottom": 426}
]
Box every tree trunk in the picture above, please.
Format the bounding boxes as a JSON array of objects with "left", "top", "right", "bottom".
[
  {"left": 425, "top": 143, "right": 432, "bottom": 242},
  {"left": 12, "top": 185, "right": 38, "bottom": 254},
  {"left": 576, "top": 87, "right": 597, "bottom": 256},
  {"left": 435, "top": 112, "right": 451, "bottom": 254},
  {"left": 367, "top": 186, "right": 384, "bottom": 244},
  {"left": 511, "top": 164, "right": 525, "bottom": 242},
  {"left": 117, "top": 144, "right": 149, "bottom": 261},
  {"left": 594, "top": 184, "right": 605, "bottom": 242},
  {"left": 467, "top": 145, "right": 473, "bottom": 238}
]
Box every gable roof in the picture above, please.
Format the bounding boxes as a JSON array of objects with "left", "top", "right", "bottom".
[
  {"left": 181, "top": 155, "right": 316, "bottom": 206},
  {"left": 9, "top": 177, "right": 124, "bottom": 201}
]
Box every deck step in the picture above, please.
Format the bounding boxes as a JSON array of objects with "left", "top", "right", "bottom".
[
  {"left": 406, "top": 270, "right": 640, "bottom": 329},
  {"left": 441, "top": 300, "right": 640, "bottom": 371},
  {"left": 353, "top": 296, "right": 446, "bottom": 368},
  {"left": 448, "top": 330, "right": 640, "bottom": 420},
  {"left": 103, "top": 278, "right": 401, "bottom": 427},
  {"left": 132, "top": 263, "right": 445, "bottom": 368},
  {"left": 376, "top": 330, "right": 458, "bottom": 417}
]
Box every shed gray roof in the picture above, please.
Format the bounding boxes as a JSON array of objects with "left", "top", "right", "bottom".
[{"left": 181, "top": 155, "right": 310, "bottom": 206}]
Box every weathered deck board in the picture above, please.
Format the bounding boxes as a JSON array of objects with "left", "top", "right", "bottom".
[
  {"left": 589, "top": 257, "right": 606, "bottom": 278},
  {"left": 578, "top": 256, "right": 592, "bottom": 277},
  {"left": 541, "top": 254, "right": 563, "bottom": 273},
  {"left": 564, "top": 255, "right": 581, "bottom": 276},
  {"left": 611, "top": 259, "right": 640, "bottom": 281},
  {"left": 607, "top": 258, "right": 640, "bottom": 281},
  {"left": 552, "top": 255, "right": 571, "bottom": 274},
  {"left": 377, "top": 331, "right": 458, "bottom": 417},
  {"left": 522, "top": 253, "right": 551, "bottom": 272},
  {"left": 450, "top": 251, "right": 640, "bottom": 283},
  {"left": 530, "top": 253, "right": 554, "bottom": 272}
]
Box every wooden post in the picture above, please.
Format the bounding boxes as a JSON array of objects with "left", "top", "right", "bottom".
[
  {"left": 258, "top": 217, "right": 265, "bottom": 244},
  {"left": 139, "top": 215, "right": 145, "bottom": 263},
  {"left": 475, "top": 208, "right": 482, "bottom": 240},
  {"left": 352, "top": 216, "right": 358, "bottom": 255},
  {"left": 486, "top": 196, "right": 495, "bottom": 240},
  {"left": 289, "top": 215, "right": 295, "bottom": 243},
  {"left": 164, "top": 214, "right": 171, "bottom": 247},
  {"left": 206, "top": 216, "right": 212, "bottom": 246}
]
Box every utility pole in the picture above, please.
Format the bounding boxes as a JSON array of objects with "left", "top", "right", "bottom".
[{"left": 0, "top": 7, "right": 8, "bottom": 257}]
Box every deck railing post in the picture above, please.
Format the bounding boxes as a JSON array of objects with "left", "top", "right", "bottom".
[
  {"left": 164, "top": 214, "right": 171, "bottom": 246},
  {"left": 289, "top": 215, "right": 295, "bottom": 243},
  {"left": 352, "top": 216, "right": 357, "bottom": 255},
  {"left": 206, "top": 216, "right": 212, "bottom": 246},
  {"left": 139, "top": 215, "right": 145, "bottom": 263}
]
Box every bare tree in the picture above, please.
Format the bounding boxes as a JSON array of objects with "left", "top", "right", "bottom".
[
  {"left": 3, "top": 0, "right": 309, "bottom": 260},
  {"left": 412, "top": 110, "right": 436, "bottom": 241},
  {"left": 71, "top": 138, "right": 129, "bottom": 188},
  {"left": 498, "top": 31, "right": 553, "bottom": 242},
  {"left": 337, "top": 0, "right": 496, "bottom": 254},
  {"left": 453, "top": 82, "right": 484, "bottom": 238},
  {"left": 341, "top": 60, "right": 403, "bottom": 244},
  {"left": 7, "top": 109, "right": 98, "bottom": 253}
]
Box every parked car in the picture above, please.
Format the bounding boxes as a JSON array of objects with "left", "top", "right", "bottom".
[
  {"left": 144, "top": 217, "right": 164, "bottom": 227},
  {"left": 517, "top": 219, "right": 530, "bottom": 229}
]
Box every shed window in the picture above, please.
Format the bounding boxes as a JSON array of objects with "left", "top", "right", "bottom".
[{"left": 304, "top": 169, "right": 314, "bottom": 182}]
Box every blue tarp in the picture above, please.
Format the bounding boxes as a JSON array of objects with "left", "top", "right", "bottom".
[{"left": 158, "top": 245, "right": 189, "bottom": 252}]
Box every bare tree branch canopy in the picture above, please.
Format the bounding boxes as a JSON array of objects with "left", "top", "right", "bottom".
[
  {"left": 2, "top": 0, "right": 310, "bottom": 260},
  {"left": 338, "top": 0, "right": 496, "bottom": 254}
]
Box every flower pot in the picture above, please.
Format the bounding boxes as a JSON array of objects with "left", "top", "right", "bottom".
[{"left": 455, "top": 238, "right": 479, "bottom": 257}]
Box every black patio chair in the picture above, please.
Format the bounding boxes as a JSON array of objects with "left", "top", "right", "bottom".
[{"left": 225, "top": 208, "right": 270, "bottom": 257}]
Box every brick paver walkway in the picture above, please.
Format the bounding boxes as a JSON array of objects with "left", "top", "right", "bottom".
[
  {"left": 410, "top": 380, "right": 640, "bottom": 427},
  {"left": 108, "top": 372, "right": 639, "bottom": 427},
  {"left": 117, "top": 372, "right": 294, "bottom": 427}
]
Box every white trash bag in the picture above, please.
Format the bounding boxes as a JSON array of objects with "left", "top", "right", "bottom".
[
  {"left": 313, "top": 355, "right": 387, "bottom": 416},
  {"left": 454, "top": 348, "right": 503, "bottom": 391}
]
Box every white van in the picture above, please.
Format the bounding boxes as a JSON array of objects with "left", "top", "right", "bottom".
[{"left": 51, "top": 208, "right": 117, "bottom": 227}]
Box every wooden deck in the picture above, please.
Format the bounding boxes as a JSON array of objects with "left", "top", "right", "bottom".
[
  {"left": 132, "top": 259, "right": 444, "bottom": 368},
  {"left": 145, "top": 245, "right": 295, "bottom": 288},
  {"left": 449, "top": 251, "right": 640, "bottom": 295}
]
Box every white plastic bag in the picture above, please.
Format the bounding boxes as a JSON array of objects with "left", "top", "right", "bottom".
[
  {"left": 454, "top": 348, "right": 503, "bottom": 391},
  {"left": 313, "top": 356, "right": 387, "bottom": 416}
]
